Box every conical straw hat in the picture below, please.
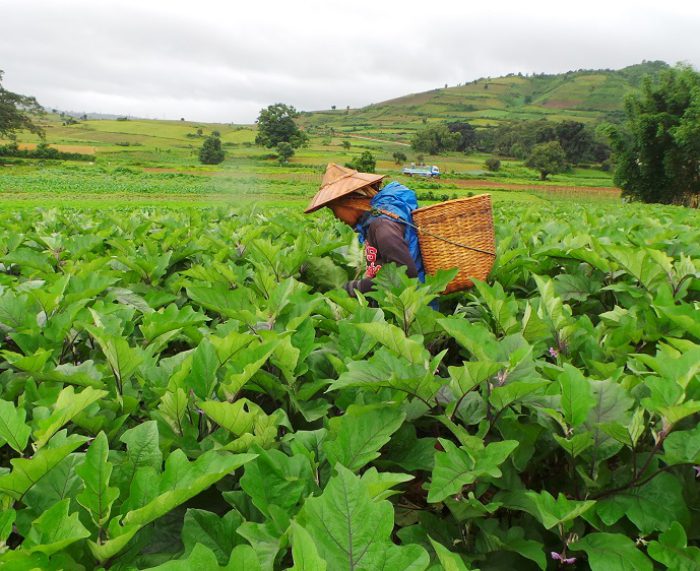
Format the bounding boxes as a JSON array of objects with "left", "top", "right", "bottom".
[{"left": 304, "top": 163, "right": 385, "bottom": 213}]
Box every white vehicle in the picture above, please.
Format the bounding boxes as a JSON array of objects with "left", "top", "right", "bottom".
[{"left": 401, "top": 165, "right": 440, "bottom": 178}]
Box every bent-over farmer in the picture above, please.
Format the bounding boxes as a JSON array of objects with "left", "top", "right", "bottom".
[{"left": 305, "top": 163, "right": 425, "bottom": 296}]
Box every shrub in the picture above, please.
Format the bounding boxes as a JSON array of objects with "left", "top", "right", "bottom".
[
  {"left": 345, "top": 151, "right": 376, "bottom": 173},
  {"left": 485, "top": 157, "right": 501, "bottom": 172},
  {"left": 199, "top": 134, "right": 225, "bottom": 165}
]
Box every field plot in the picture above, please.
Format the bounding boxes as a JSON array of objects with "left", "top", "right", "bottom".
[{"left": 0, "top": 201, "right": 698, "bottom": 570}]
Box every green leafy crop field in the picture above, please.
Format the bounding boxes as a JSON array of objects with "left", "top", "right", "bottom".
[{"left": 0, "top": 201, "right": 698, "bottom": 570}]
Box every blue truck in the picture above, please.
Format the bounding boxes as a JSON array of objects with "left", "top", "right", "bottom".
[{"left": 401, "top": 165, "right": 440, "bottom": 178}]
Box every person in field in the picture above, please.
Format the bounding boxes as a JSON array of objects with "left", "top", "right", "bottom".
[{"left": 305, "top": 163, "right": 424, "bottom": 296}]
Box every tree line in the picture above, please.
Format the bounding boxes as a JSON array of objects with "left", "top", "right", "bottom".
[
  {"left": 2, "top": 65, "right": 699, "bottom": 206},
  {"left": 411, "top": 119, "right": 611, "bottom": 165}
]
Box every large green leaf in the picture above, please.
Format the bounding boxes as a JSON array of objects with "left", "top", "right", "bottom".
[
  {"left": 360, "top": 468, "right": 414, "bottom": 502},
  {"left": 289, "top": 521, "right": 328, "bottom": 571},
  {"left": 22, "top": 498, "right": 90, "bottom": 556},
  {"left": 240, "top": 447, "right": 315, "bottom": 517},
  {"left": 0, "top": 399, "right": 31, "bottom": 453},
  {"left": 121, "top": 451, "right": 255, "bottom": 529},
  {"left": 0, "top": 509, "right": 15, "bottom": 545},
  {"left": 558, "top": 364, "right": 595, "bottom": 427},
  {"left": 0, "top": 432, "right": 88, "bottom": 501},
  {"left": 586, "top": 378, "right": 633, "bottom": 460},
  {"left": 76, "top": 431, "right": 119, "bottom": 528},
  {"left": 92, "top": 451, "right": 255, "bottom": 561},
  {"left": 448, "top": 361, "right": 501, "bottom": 399},
  {"left": 184, "top": 337, "right": 219, "bottom": 400},
  {"left": 489, "top": 379, "right": 548, "bottom": 411},
  {"left": 553, "top": 432, "right": 594, "bottom": 458},
  {"left": 33, "top": 386, "right": 107, "bottom": 449},
  {"left": 472, "top": 279, "right": 520, "bottom": 336},
  {"left": 499, "top": 490, "right": 595, "bottom": 530},
  {"left": 438, "top": 318, "right": 499, "bottom": 361},
  {"left": 220, "top": 339, "right": 280, "bottom": 399},
  {"left": 571, "top": 532, "right": 653, "bottom": 571},
  {"left": 647, "top": 521, "right": 700, "bottom": 571},
  {"left": 199, "top": 398, "right": 267, "bottom": 437},
  {"left": 663, "top": 423, "right": 700, "bottom": 465},
  {"left": 85, "top": 322, "right": 144, "bottom": 390},
  {"left": 429, "top": 537, "right": 473, "bottom": 571},
  {"left": 354, "top": 322, "right": 429, "bottom": 365},
  {"left": 635, "top": 345, "right": 700, "bottom": 390},
  {"left": 117, "top": 420, "right": 163, "bottom": 491},
  {"left": 428, "top": 439, "right": 519, "bottom": 503},
  {"left": 324, "top": 404, "right": 406, "bottom": 472},
  {"left": 596, "top": 473, "right": 689, "bottom": 534},
  {"left": 140, "top": 303, "right": 209, "bottom": 346},
  {"left": 181, "top": 509, "right": 245, "bottom": 565},
  {"left": 299, "top": 464, "right": 428, "bottom": 571},
  {"left": 328, "top": 347, "right": 444, "bottom": 403}
]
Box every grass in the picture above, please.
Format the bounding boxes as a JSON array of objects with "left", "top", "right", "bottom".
[
  {"left": 0, "top": 110, "right": 620, "bottom": 209},
  {"left": 298, "top": 62, "right": 668, "bottom": 143}
]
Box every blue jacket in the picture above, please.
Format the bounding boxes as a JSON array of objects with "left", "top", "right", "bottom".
[{"left": 355, "top": 181, "right": 425, "bottom": 281}]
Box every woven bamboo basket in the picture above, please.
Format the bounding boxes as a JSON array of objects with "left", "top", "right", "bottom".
[{"left": 412, "top": 194, "right": 496, "bottom": 293}]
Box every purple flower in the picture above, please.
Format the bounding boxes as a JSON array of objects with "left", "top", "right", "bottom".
[
  {"left": 549, "top": 346, "right": 559, "bottom": 359},
  {"left": 694, "top": 465, "right": 700, "bottom": 478},
  {"left": 551, "top": 551, "right": 576, "bottom": 565}
]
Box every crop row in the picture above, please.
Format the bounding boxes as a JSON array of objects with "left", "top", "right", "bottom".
[{"left": 0, "top": 203, "right": 698, "bottom": 569}]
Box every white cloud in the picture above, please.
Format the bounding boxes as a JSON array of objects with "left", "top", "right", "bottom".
[{"left": 1, "top": 0, "right": 698, "bottom": 122}]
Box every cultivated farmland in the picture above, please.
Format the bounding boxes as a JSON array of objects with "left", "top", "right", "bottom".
[
  {"left": 0, "top": 199, "right": 698, "bottom": 570},
  {"left": 0, "top": 88, "right": 698, "bottom": 568}
]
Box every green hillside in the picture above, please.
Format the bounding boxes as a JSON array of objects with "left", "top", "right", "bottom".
[{"left": 301, "top": 61, "right": 669, "bottom": 141}]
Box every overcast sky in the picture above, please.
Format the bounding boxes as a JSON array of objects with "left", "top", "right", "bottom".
[{"left": 1, "top": 0, "right": 699, "bottom": 123}]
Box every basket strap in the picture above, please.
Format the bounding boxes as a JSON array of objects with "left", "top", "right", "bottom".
[{"left": 372, "top": 208, "right": 496, "bottom": 257}]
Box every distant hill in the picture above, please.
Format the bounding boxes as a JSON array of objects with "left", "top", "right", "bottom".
[{"left": 301, "top": 61, "right": 670, "bottom": 142}]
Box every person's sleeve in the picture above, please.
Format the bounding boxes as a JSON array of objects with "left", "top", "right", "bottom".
[
  {"left": 370, "top": 219, "right": 419, "bottom": 278},
  {"left": 344, "top": 277, "right": 374, "bottom": 296}
]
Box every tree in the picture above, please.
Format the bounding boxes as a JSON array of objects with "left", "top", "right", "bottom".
[
  {"left": 0, "top": 70, "right": 44, "bottom": 139},
  {"left": 555, "top": 121, "right": 594, "bottom": 164},
  {"left": 392, "top": 151, "right": 407, "bottom": 165},
  {"left": 199, "top": 134, "right": 225, "bottom": 164},
  {"left": 526, "top": 141, "right": 568, "bottom": 180},
  {"left": 342, "top": 140, "right": 351, "bottom": 151},
  {"left": 346, "top": 151, "right": 376, "bottom": 173},
  {"left": 484, "top": 157, "right": 501, "bottom": 172},
  {"left": 255, "top": 103, "right": 308, "bottom": 149},
  {"left": 276, "top": 142, "right": 294, "bottom": 164},
  {"left": 606, "top": 64, "right": 700, "bottom": 205},
  {"left": 411, "top": 123, "right": 461, "bottom": 155},
  {"left": 447, "top": 122, "right": 477, "bottom": 153}
]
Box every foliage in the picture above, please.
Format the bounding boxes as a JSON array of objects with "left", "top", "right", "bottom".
[
  {"left": 447, "top": 121, "right": 477, "bottom": 153},
  {"left": 392, "top": 151, "right": 407, "bottom": 165},
  {"left": 0, "top": 142, "right": 93, "bottom": 161},
  {"left": 484, "top": 157, "right": 501, "bottom": 172},
  {"left": 0, "top": 202, "right": 697, "bottom": 570},
  {"left": 198, "top": 134, "right": 225, "bottom": 165},
  {"left": 345, "top": 150, "right": 376, "bottom": 173},
  {"left": 276, "top": 142, "right": 294, "bottom": 164},
  {"left": 478, "top": 119, "right": 608, "bottom": 165},
  {"left": 255, "top": 103, "right": 308, "bottom": 149},
  {"left": 526, "top": 140, "right": 568, "bottom": 180},
  {"left": 411, "top": 123, "right": 461, "bottom": 155},
  {"left": 0, "top": 70, "right": 44, "bottom": 139},
  {"left": 606, "top": 64, "right": 700, "bottom": 206}
]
